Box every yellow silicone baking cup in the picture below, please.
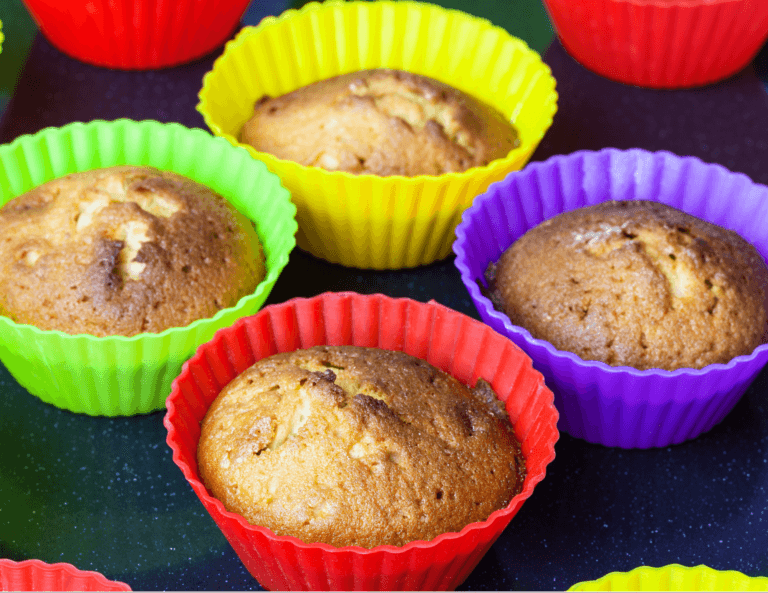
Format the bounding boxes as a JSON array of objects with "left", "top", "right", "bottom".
[
  {"left": 198, "top": 0, "right": 557, "bottom": 269},
  {"left": 568, "top": 565, "right": 768, "bottom": 591}
]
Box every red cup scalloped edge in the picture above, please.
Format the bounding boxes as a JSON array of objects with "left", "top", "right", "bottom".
[{"left": 0, "top": 559, "right": 131, "bottom": 591}]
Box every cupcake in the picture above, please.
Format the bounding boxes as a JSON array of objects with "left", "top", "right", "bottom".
[
  {"left": 0, "top": 559, "right": 131, "bottom": 591},
  {"left": 568, "top": 564, "right": 768, "bottom": 591},
  {"left": 164, "top": 292, "right": 559, "bottom": 590},
  {"left": 198, "top": 0, "right": 557, "bottom": 269},
  {"left": 453, "top": 148, "right": 768, "bottom": 448},
  {"left": 197, "top": 345, "right": 526, "bottom": 549},
  {"left": 19, "top": 0, "right": 251, "bottom": 69},
  {"left": 239, "top": 69, "right": 520, "bottom": 176},
  {"left": 0, "top": 165, "right": 266, "bottom": 337},
  {"left": 483, "top": 200, "right": 768, "bottom": 371},
  {"left": 0, "top": 119, "right": 297, "bottom": 416},
  {"left": 541, "top": 0, "right": 768, "bottom": 89}
]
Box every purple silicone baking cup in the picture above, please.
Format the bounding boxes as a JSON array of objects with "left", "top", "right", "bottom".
[{"left": 453, "top": 148, "right": 768, "bottom": 448}]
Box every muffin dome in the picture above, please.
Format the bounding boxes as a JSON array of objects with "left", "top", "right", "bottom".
[
  {"left": 0, "top": 165, "right": 265, "bottom": 336},
  {"left": 197, "top": 345, "right": 525, "bottom": 548},
  {"left": 240, "top": 69, "right": 520, "bottom": 176},
  {"left": 485, "top": 200, "right": 768, "bottom": 370}
]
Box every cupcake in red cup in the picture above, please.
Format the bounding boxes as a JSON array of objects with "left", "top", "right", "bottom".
[
  {"left": 542, "top": 0, "right": 768, "bottom": 88},
  {"left": 453, "top": 148, "right": 768, "bottom": 448},
  {"left": 0, "top": 559, "right": 130, "bottom": 591},
  {"left": 164, "top": 292, "right": 559, "bottom": 590},
  {"left": 20, "top": 0, "right": 251, "bottom": 69}
]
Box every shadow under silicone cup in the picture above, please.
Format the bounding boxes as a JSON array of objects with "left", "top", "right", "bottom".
[
  {"left": 164, "top": 292, "right": 559, "bottom": 590},
  {"left": 0, "top": 119, "right": 297, "bottom": 416},
  {"left": 198, "top": 0, "right": 557, "bottom": 269},
  {"left": 454, "top": 148, "right": 768, "bottom": 448}
]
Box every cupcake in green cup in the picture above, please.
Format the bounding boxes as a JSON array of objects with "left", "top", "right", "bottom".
[{"left": 0, "top": 119, "right": 297, "bottom": 416}]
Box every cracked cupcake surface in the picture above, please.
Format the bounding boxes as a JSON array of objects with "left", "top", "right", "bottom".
[
  {"left": 0, "top": 165, "right": 265, "bottom": 336},
  {"left": 239, "top": 69, "right": 519, "bottom": 176},
  {"left": 197, "top": 345, "right": 525, "bottom": 548},
  {"left": 485, "top": 200, "right": 768, "bottom": 370}
]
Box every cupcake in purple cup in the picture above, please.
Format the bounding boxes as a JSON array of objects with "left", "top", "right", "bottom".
[{"left": 453, "top": 148, "right": 768, "bottom": 448}]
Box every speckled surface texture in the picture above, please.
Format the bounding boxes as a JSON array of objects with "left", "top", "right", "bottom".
[
  {"left": 1, "top": 9, "right": 768, "bottom": 591},
  {"left": 533, "top": 42, "right": 768, "bottom": 185}
]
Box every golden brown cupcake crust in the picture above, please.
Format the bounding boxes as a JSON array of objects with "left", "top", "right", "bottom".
[
  {"left": 197, "top": 345, "right": 525, "bottom": 548},
  {"left": 240, "top": 68, "right": 519, "bottom": 176},
  {"left": 486, "top": 200, "right": 768, "bottom": 370},
  {"left": 0, "top": 166, "right": 265, "bottom": 336}
]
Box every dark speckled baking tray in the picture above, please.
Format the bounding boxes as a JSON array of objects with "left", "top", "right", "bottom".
[{"left": 1, "top": 4, "right": 768, "bottom": 590}]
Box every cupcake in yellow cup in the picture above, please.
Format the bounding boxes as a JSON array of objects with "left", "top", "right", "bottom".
[
  {"left": 198, "top": 0, "right": 557, "bottom": 269},
  {"left": 568, "top": 565, "right": 768, "bottom": 591},
  {"left": 0, "top": 119, "right": 297, "bottom": 416}
]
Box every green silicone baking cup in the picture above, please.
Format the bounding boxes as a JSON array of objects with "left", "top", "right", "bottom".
[{"left": 0, "top": 119, "right": 297, "bottom": 416}]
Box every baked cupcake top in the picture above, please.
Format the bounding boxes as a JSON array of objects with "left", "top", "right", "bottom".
[
  {"left": 0, "top": 165, "right": 265, "bottom": 337},
  {"left": 197, "top": 345, "right": 525, "bottom": 548},
  {"left": 485, "top": 200, "right": 768, "bottom": 370},
  {"left": 240, "top": 68, "right": 520, "bottom": 176}
]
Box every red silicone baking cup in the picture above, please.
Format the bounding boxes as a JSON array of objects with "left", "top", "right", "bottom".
[
  {"left": 164, "top": 292, "right": 559, "bottom": 590},
  {"left": 0, "top": 559, "right": 131, "bottom": 591},
  {"left": 542, "top": 0, "right": 768, "bottom": 88},
  {"left": 20, "top": 0, "right": 251, "bottom": 69}
]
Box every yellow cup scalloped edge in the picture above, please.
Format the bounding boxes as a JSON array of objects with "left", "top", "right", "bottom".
[
  {"left": 568, "top": 564, "right": 768, "bottom": 591},
  {"left": 198, "top": 0, "right": 557, "bottom": 269}
]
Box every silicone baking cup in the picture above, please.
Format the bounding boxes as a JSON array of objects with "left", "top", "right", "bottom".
[
  {"left": 0, "top": 119, "right": 297, "bottom": 416},
  {"left": 568, "top": 564, "right": 768, "bottom": 591},
  {"left": 197, "top": 0, "right": 557, "bottom": 269},
  {"left": 0, "top": 559, "right": 130, "bottom": 591},
  {"left": 542, "top": 0, "right": 768, "bottom": 89},
  {"left": 164, "top": 292, "right": 559, "bottom": 590},
  {"left": 20, "top": 0, "right": 251, "bottom": 69},
  {"left": 453, "top": 148, "right": 768, "bottom": 449}
]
